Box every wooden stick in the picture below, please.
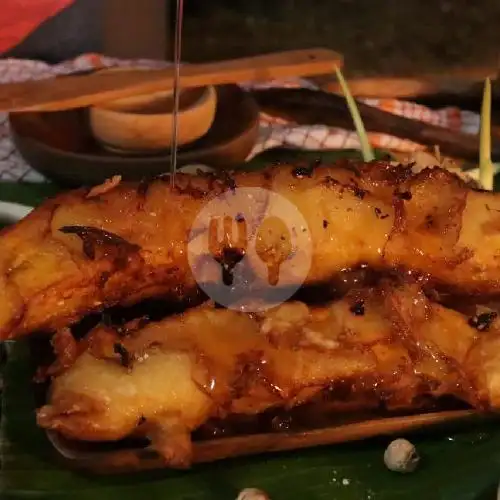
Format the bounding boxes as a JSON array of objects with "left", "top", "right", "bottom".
[
  {"left": 47, "top": 409, "right": 482, "bottom": 474},
  {"left": 252, "top": 87, "right": 500, "bottom": 162},
  {"left": 0, "top": 49, "right": 342, "bottom": 113}
]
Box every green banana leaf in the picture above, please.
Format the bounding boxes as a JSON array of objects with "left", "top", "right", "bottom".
[
  {"left": 0, "top": 182, "right": 60, "bottom": 207},
  {"left": 2, "top": 149, "right": 500, "bottom": 500}
]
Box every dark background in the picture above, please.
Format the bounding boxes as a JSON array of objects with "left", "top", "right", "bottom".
[
  {"left": 3, "top": 0, "right": 500, "bottom": 80},
  {"left": 3, "top": 0, "right": 167, "bottom": 63},
  {"left": 179, "top": 0, "right": 500, "bottom": 77}
]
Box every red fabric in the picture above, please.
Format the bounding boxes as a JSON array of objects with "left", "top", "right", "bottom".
[{"left": 0, "top": 0, "right": 74, "bottom": 54}]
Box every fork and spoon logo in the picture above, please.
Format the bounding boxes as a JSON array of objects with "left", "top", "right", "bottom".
[{"left": 187, "top": 187, "right": 312, "bottom": 312}]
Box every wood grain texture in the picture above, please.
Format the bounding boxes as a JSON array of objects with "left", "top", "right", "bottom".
[
  {"left": 0, "top": 49, "right": 342, "bottom": 112},
  {"left": 46, "top": 410, "right": 480, "bottom": 473}
]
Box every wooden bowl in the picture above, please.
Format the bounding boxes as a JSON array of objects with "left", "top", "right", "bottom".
[
  {"left": 89, "top": 84, "right": 218, "bottom": 153},
  {"left": 9, "top": 85, "right": 259, "bottom": 187}
]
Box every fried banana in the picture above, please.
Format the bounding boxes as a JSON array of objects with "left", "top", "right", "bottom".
[
  {"left": 36, "top": 279, "right": 500, "bottom": 467},
  {"left": 3, "top": 161, "right": 500, "bottom": 340}
]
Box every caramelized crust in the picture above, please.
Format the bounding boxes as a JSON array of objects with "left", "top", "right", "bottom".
[
  {"left": 37, "top": 280, "right": 500, "bottom": 466},
  {"left": 3, "top": 161, "right": 500, "bottom": 340}
]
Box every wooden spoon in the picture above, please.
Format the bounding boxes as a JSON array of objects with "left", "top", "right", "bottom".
[{"left": 0, "top": 49, "right": 342, "bottom": 113}]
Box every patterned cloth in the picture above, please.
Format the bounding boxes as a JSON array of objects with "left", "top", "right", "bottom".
[{"left": 0, "top": 54, "right": 483, "bottom": 183}]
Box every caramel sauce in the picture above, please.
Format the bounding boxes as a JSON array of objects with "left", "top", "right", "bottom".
[
  {"left": 34, "top": 264, "right": 490, "bottom": 453},
  {"left": 65, "top": 273, "right": 485, "bottom": 419},
  {"left": 192, "top": 393, "right": 470, "bottom": 442}
]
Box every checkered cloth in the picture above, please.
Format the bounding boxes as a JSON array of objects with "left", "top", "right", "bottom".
[{"left": 0, "top": 54, "right": 483, "bottom": 183}]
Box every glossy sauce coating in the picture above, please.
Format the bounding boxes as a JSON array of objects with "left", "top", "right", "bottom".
[
  {"left": 2, "top": 161, "right": 500, "bottom": 340},
  {"left": 37, "top": 279, "right": 500, "bottom": 466}
]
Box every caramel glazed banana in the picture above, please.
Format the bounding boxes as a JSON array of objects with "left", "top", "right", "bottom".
[
  {"left": 2, "top": 160, "right": 500, "bottom": 340},
  {"left": 37, "top": 278, "right": 500, "bottom": 467}
]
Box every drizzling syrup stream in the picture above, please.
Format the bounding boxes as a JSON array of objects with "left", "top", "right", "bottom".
[{"left": 169, "top": 0, "right": 184, "bottom": 187}]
